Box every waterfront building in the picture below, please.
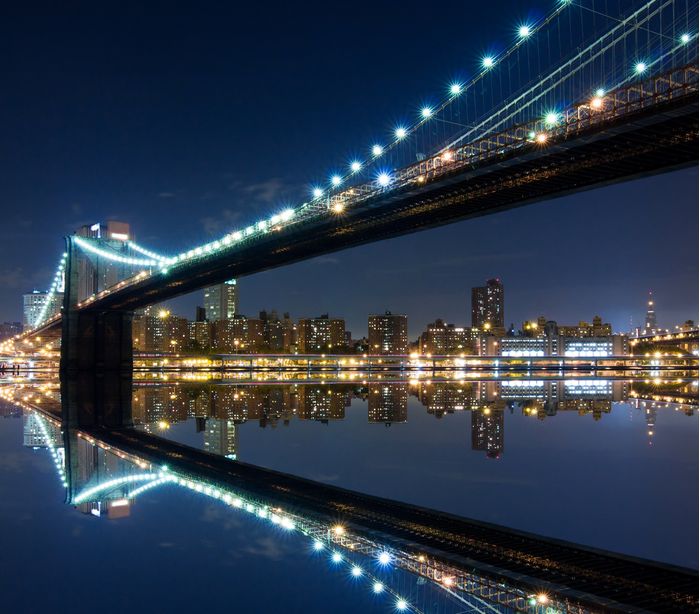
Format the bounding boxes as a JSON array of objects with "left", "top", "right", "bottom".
[
  {"left": 471, "top": 278, "right": 504, "bottom": 331},
  {"left": 368, "top": 384, "right": 408, "bottom": 424},
  {"left": 212, "top": 315, "right": 264, "bottom": 352},
  {"left": 23, "top": 290, "right": 63, "bottom": 330},
  {"left": 203, "top": 280, "right": 238, "bottom": 321},
  {"left": 188, "top": 320, "right": 213, "bottom": 351},
  {"left": 471, "top": 409, "right": 504, "bottom": 459},
  {"left": 297, "top": 315, "right": 346, "bottom": 353},
  {"left": 297, "top": 386, "right": 348, "bottom": 422},
  {"left": 419, "top": 319, "right": 478, "bottom": 354},
  {"left": 368, "top": 311, "right": 408, "bottom": 354},
  {"left": 203, "top": 418, "right": 238, "bottom": 459},
  {"left": 136, "top": 309, "right": 189, "bottom": 352},
  {"left": 260, "top": 310, "right": 296, "bottom": 352}
]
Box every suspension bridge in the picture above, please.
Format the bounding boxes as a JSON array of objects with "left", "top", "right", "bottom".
[{"left": 4, "top": 0, "right": 698, "bottom": 373}]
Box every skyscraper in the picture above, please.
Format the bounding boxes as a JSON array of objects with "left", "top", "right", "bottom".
[
  {"left": 203, "top": 280, "right": 238, "bottom": 321},
  {"left": 644, "top": 291, "right": 657, "bottom": 333},
  {"left": 471, "top": 278, "right": 504, "bottom": 330}
]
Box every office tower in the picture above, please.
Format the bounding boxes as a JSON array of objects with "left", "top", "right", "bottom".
[
  {"left": 23, "top": 290, "right": 63, "bottom": 330},
  {"left": 368, "top": 312, "right": 408, "bottom": 354},
  {"left": 471, "top": 278, "right": 504, "bottom": 330},
  {"left": 203, "top": 280, "right": 238, "bottom": 321},
  {"left": 75, "top": 221, "right": 131, "bottom": 302}
]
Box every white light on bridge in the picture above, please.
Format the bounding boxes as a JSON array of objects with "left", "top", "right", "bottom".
[
  {"left": 482, "top": 56, "right": 495, "bottom": 69},
  {"left": 634, "top": 62, "right": 647, "bottom": 74},
  {"left": 378, "top": 551, "right": 391, "bottom": 565},
  {"left": 313, "top": 540, "right": 324, "bottom": 551},
  {"left": 681, "top": 33, "right": 692, "bottom": 44},
  {"left": 331, "top": 552, "right": 342, "bottom": 563},
  {"left": 421, "top": 106, "right": 433, "bottom": 118},
  {"left": 595, "top": 88, "right": 605, "bottom": 97},
  {"left": 350, "top": 160, "right": 362, "bottom": 172},
  {"left": 518, "top": 25, "right": 531, "bottom": 38},
  {"left": 373, "top": 582, "right": 384, "bottom": 593},
  {"left": 396, "top": 599, "right": 409, "bottom": 611},
  {"left": 394, "top": 127, "right": 407, "bottom": 139},
  {"left": 372, "top": 144, "right": 384, "bottom": 157},
  {"left": 351, "top": 565, "right": 362, "bottom": 577},
  {"left": 449, "top": 83, "right": 462, "bottom": 95},
  {"left": 377, "top": 172, "right": 391, "bottom": 187},
  {"left": 544, "top": 112, "right": 559, "bottom": 126},
  {"left": 331, "top": 175, "right": 342, "bottom": 186},
  {"left": 312, "top": 187, "right": 324, "bottom": 198}
]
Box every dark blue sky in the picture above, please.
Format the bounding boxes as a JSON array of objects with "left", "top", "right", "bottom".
[{"left": 0, "top": 1, "right": 697, "bottom": 336}]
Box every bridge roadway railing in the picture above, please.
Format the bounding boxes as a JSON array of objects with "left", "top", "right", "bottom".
[{"left": 41, "top": 64, "right": 696, "bottom": 322}]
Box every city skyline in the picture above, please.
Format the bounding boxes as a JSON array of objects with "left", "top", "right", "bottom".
[{"left": 0, "top": 2, "right": 697, "bottom": 334}]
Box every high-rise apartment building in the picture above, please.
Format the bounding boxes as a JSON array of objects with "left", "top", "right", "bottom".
[
  {"left": 203, "top": 280, "right": 238, "bottom": 321},
  {"left": 419, "top": 319, "right": 479, "bottom": 354},
  {"left": 368, "top": 311, "right": 408, "bottom": 354},
  {"left": 471, "top": 409, "right": 504, "bottom": 459},
  {"left": 23, "top": 291, "right": 63, "bottom": 330},
  {"left": 297, "top": 315, "right": 346, "bottom": 353},
  {"left": 471, "top": 278, "right": 504, "bottom": 331}
]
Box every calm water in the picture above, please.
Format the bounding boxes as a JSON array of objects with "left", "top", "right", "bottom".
[{"left": 0, "top": 377, "right": 697, "bottom": 613}]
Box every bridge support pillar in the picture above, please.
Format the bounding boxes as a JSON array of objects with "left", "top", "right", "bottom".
[{"left": 60, "top": 236, "right": 134, "bottom": 374}]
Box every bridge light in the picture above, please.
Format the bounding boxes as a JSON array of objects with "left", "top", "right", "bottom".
[
  {"left": 331, "top": 175, "right": 342, "bottom": 186},
  {"left": 378, "top": 551, "right": 391, "bottom": 565},
  {"left": 518, "top": 24, "right": 531, "bottom": 38},
  {"left": 377, "top": 172, "right": 392, "bottom": 187},
  {"left": 441, "top": 150, "right": 453, "bottom": 161},
  {"left": 590, "top": 96, "right": 603, "bottom": 109},
  {"left": 313, "top": 540, "right": 324, "bottom": 551},
  {"left": 331, "top": 552, "right": 342, "bottom": 563},
  {"left": 281, "top": 208, "right": 295, "bottom": 221},
  {"left": 373, "top": 582, "right": 384, "bottom": 593},
  {"left": 332, "top": 202, "right": 344, "bottom": 213},
  {"left": 535, "top": 133, "right": 547, "bottom": 144},
  {"left": 544, "top": 112, "right": 559, "bottom": 126},
  {"left": 350, "top": 160, "right": 362, "bottom": 172},
  {"left": 421, "top": 106, "right": 433, "bottom": 118},
  {"left": 396, "top": 599, "right": 409, "bottom": 611},
  {"left": 634, "top": 61, "right": 647, "bottom": 74},
  {"left": 482, "top": 56, "right": 495, "bottom": 69},
  {"left": 351, "top": 566, "right": 362, "bottom": 577},
  {"left": 312, "top": 187, "right": 324, "bottom": 198},
  {"left": 395, "top": 127, "right": 407, "bottom": 139},
  {"left": 449, "top": 82, "right": 462, "bottom": 95},
  {"left": 595, "top": 88, "right": 605, "bottom": 97},
  {"left": 681, "top": 33, "right": 691, "bottom": 44},
  {"left": 372, "top": 144, "right": 384, "bottom": 157},
  {"left": 537, "top": 593, "right": 549, "bottom": 605}
]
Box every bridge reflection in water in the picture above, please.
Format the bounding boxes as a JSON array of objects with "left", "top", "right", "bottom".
[{"left": 6, "top": 376, "right": 698, "bottom": 614}]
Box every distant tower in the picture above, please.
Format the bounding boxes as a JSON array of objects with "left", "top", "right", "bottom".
[{"left": 644, "top": 291, "right": 657, "bottom": 333}]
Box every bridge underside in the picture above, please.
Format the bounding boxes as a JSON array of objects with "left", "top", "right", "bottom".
[{"left": 81, "top": 93, "right": 699, "bottom": 313}]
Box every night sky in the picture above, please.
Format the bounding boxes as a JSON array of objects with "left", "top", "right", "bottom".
[{"left": 1, "top": 1, "right": 697, "bottom": 337}]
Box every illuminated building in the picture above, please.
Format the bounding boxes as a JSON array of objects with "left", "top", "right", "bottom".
[
  {"left": 419, "top": 319, "right": 478, "bottom": 354},
  {"left": 471, "top": 409, "right": 504, "bottom": 458},
  {"left": 0, "top": 321, "right": 22, "bottom": 341},
  {"left": 368, "top": 384, "right": 408, "bottom": 424},
  {"left": 260, "top": 310, "right": 296, "bottom": 352},
  {"left": 189, "top": 320, "right": 213, "bottom": 351},
  {"left": 297, "top": 386, "right": 348, "bottom": 422},
  {"left": 23, "top": 291, "right": 62, "bottom": 330},
  {"left": 204, "top": 418, "right": 239, "bottom": 459},
  {"left": 75, "top": 221, "right": 131, "bottom": 302},
  {"left": 297, "top": 315, "right": 346, "bottom": 353},
  {"left": 644, "top": 291, "right": 658, "bottom": 333},
  {"left": 212, "top": 315, "right": 263, "bottom": 352},
  {"left": 556, "top": 316, "right": 612, "bottom": 338},
  {"left": 471, "top": 278, "right": 504, "bottom": 331},
  {"left": 368, "top": 312, "right": 408, "bottom": 354},
  {"left": 135, "top": 309, "right": 189, "bottom": 352},
  {"left": 203, "top": 279, "right": 238, "bottom": 321}
]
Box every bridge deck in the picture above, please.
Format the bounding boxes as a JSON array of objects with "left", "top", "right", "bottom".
[{"left": 89, "top": 426, "right": 698, "bottom": 613}]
